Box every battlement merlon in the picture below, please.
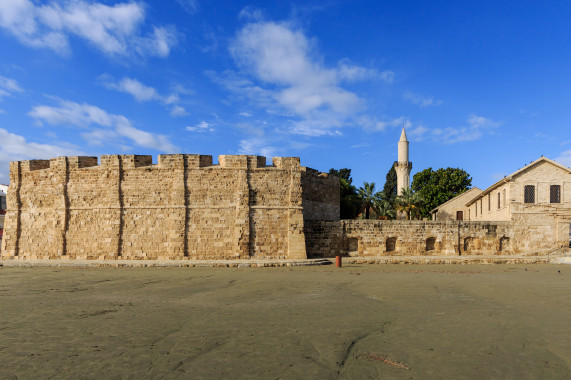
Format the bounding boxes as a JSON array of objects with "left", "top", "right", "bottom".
[{"left": 7, "top": 155, "right": 331, "bottom": 174}]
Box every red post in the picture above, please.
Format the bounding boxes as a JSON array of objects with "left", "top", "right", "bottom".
[{"left": 336, "top": 255, "right": 342, "bottom": 268}]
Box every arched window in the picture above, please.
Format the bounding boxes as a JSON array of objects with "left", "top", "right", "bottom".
[{"left": 499, "top": 236, "right": 510, "bottom": 252}]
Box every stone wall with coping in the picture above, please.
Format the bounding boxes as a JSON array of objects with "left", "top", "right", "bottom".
[
  {"left": 304, "top": 219, "right": 553, "bottom": 258},
  {"left": 1, "top": 154, "right": 337, "bottom": 260}
]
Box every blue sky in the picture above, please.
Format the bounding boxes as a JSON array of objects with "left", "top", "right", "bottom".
[{"left": 1, "top": 0, "right": 570, "bottom": 191}]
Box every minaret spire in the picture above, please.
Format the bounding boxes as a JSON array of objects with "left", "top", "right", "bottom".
[{"left": 394, "top": 127, "right": 412, "bottom": 206}]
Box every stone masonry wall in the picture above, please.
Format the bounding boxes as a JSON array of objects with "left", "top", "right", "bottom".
[
  {"left": 301, "top": 167, "right": 340, "bottom": 221},
  {"left": 1, "top": 154, "right": 336, "bottom": 260},
  {"left": 305, "top": 220, "right": 545, "bottom": 258}
]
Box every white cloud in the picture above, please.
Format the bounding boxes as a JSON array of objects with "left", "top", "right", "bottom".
[
  {"left": 403, "top": 91, "right": 443, "bottom": 107},
  {"left": 408, "top": 125, "right": 430, "bottom": 140},
  {"left": 554, "top": 150, "right": 571, "bottom": 168},
  {"left": 225, "top": 21, "right": 392, "bottom": 136},
  {"left": 239, "top": 111, "right": 252, "bottom": 117},
  {"left": 337, "top": 60, "right": 394, "bottom": 83},
  {"left": 169, "top": 105, "right": 188, "bottom": 117},
  {"left": 0, "top": 0, "right": 177, "bottom": 57},
  {"left": 415, "top": 114, "right": 500, "bottom": 144},
  {"left": 358, "top": 115, "right": 411, "bottom": 132},
  {"left": 174, "top": 0, "right": 199, "bottom": 15},
  {"left": 105, "top": 77, "right": 159, "bottom": 102},
  {"left": 290, "top": 118, "right": 343, "bottom": 137},
  {"left": 238, "top": 137, "right": 278, "bottom": 158},
  {"left": 0, "top": 128, "right": 80, "bottom": 181},
  {"left": 185, "top": 121, "right": 214, "bottom": 133},
  {"left": 29, "top": 99, "right": 178, "bottom": 152},
  {"left": 100, "top": 76, "right": 189, "bottom": 117},
  {"left": 238, "top": 6, "right": 264, "bottom": 21},
  {"left": 230, "top": 21, "right": 362, "bottom": 116},
  {"left": 0, "top": 75, "right": 23, "bottom": 99}
]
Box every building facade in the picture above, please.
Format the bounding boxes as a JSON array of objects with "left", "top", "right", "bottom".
[{"left": 431, "top": 187, "right": 482, "bottom": 221}]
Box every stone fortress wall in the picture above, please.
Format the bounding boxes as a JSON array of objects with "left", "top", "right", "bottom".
[
  {"left": 2, "top": 153, "right": 569, "bottom": 261},
  {"left": 1, "top": 155, "right": 339, "bottom": 260}
]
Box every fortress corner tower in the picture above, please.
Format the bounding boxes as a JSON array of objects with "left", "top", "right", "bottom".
[{"left": 394, "top": 127, "right": 412, "bottom": 196}]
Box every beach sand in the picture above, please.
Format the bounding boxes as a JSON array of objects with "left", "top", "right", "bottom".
[{"left": 0, "top": 264, "right": 570, "bottom": 378}]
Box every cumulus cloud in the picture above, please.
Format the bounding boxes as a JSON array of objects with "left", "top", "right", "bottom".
[
  {"left": 403, "top": 91, "right": 443, "bottom": 107},
  {"left": 410, "top": 114, "right": 500, "bottom": 143},
  {"left": 185, "top": 121, "right": 213, "bottom": 133},
  {"left": 0, "top": 0, "right": 177, "bottom": 57},
  {"left": 238, "top": 137, "right": 279, "bottom": 158},
  {"left": 222, "top": 20, "right": 392, "bottom": 136},
  {"left": 337, "top": 60, "right": 394, "bottom": 83},
  {"left": 100, "top": 76, "right": 189, "bottom": 116},
  {"left": 0, "top": 128, "right": 80, "bottom": 181},
  {"left": 29, "top": 99, "right": 178, "bottom": 152},
  {"left": 357, "top": 115, "right": 411, "bottom": 132},
  {"left": 230, "top": 21, "right": 361, "bottom": 116}
]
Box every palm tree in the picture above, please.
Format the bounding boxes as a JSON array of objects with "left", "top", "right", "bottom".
[
  {"left": 395, "top": 188, "right": 424, "bottom": 220},
  {"left": 358, "top": 182, "right": 381, "bottom": 219},
  {"left": 373, "top": 197, "right": 396, "bottom": 220}
]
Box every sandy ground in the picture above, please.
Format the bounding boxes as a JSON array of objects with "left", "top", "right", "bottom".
[{"left": 0, "top": 264, "right": 570, "bottom": 379}]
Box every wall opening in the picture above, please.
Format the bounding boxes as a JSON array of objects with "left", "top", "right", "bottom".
[
  {"left": 426, "top": 237, "right": 436, "bottom": 252},
  {"left": 347, "top": 237, "right": 358, "bottom": 254},
  {"left": 550, "top": 185, "right": 561, "bottom": 203},
  {"left": 499, "top": 236, "right": 510, "bottom": 252},
  {"left": 386, "top": 237, "right": 397, "bottom": 252},
  {"left": 463, "top": 237, "right": 473, "bottom": 252},
  {"left": 524, "top": 185, "right": 535, "bottom": 203}
]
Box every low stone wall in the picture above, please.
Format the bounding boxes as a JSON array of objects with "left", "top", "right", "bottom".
[{"left": 305, "top": 220, "right": 523, "bottom": 258}]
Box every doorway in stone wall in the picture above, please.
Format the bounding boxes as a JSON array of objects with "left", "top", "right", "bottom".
[
  {"left": 426, "top": 237, "right": 436, "bottom": 252},
  {"left": 499, "top": 236, "right": 510, "bottom": 252},
  {"left": 463, "top": 237, "right": 473, "bottom": 253}
]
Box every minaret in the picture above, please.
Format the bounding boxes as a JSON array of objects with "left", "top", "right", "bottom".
[{"left": 394, "top": 127, "right": 412, "bottom": 196}]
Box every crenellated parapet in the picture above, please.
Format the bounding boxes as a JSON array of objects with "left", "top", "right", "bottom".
[
  {"left": 12, "top": 154, "right": 308, "bottom": 172},
  {"left": 1, "top": 154, "right": 338, "bottom": 261}
]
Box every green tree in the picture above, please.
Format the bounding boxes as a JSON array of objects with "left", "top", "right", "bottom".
[
  {"left": 329, "top": 168, "right": 361, "bottom": 219},
  {"left": 381, "top": 166, "right": 398, "bottom": 207},
  {"left": 373, "top": 197, "right": 396, "bottom": 220},
  {"left": 358, "top": 182, "right": 381, "bottom": 219},
  {"left": 395, "top": 188, "right": 424, "bottom": 220},
  {"left": 411, "top": 167, "right": 472, "bottom": 218},
  {"left": 328, "top": 168, "right": 352, "bottom": 184}
]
